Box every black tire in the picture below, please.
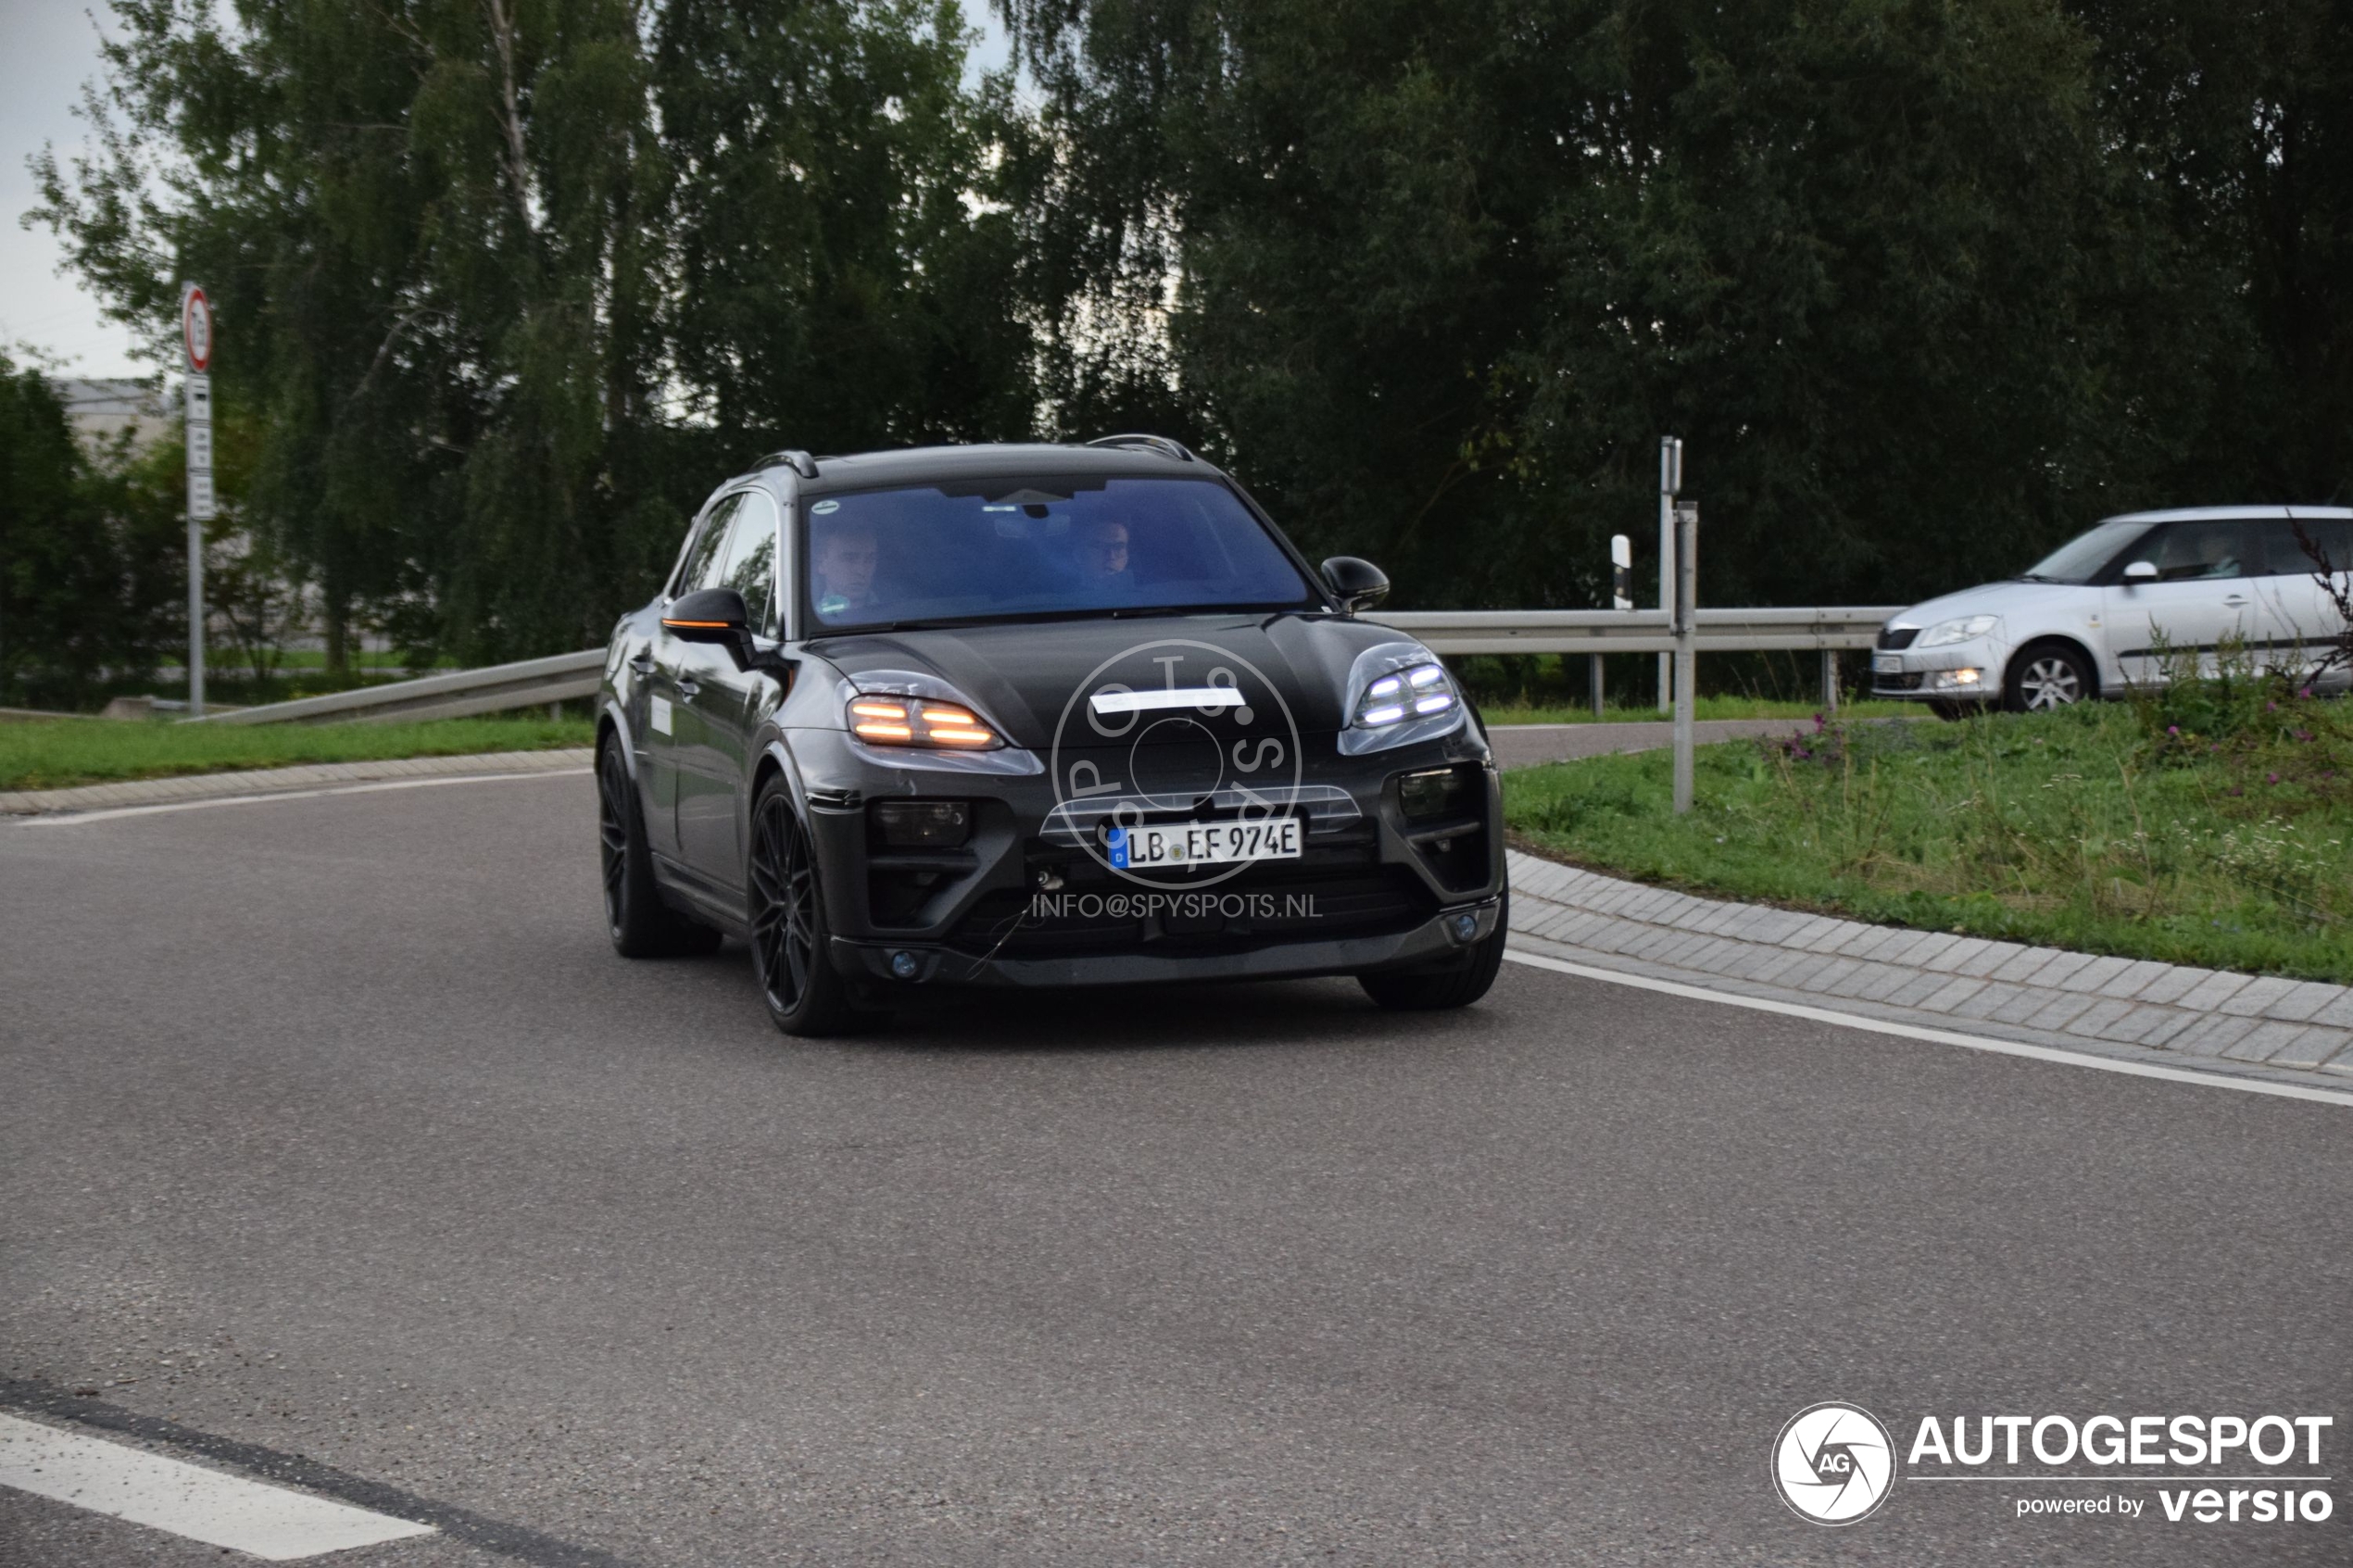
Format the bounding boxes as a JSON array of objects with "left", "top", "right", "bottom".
[
  {"left": 748, "top": 774, "right": 862, "bottom": 1037},
  {"left": 598, "top": 735, "right": 724, "bottom": 958},
  {"left": 1359, "top": 894, "right": 1509, "bottom": 1010},
  {"left": 2002, "top": 641, "right": 2095, "bottom": 713}
]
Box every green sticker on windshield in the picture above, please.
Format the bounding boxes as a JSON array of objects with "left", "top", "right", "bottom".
[{"left": 818, "top": 593, "right": 849, "bottom": 615}]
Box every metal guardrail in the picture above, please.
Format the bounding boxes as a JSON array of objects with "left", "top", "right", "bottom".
[
  {"left": 194, "top": 606, "right": 1902, "bottom": 725},
  {"left": 191, "top": 649, "right": 605, "bottom": 725},
  {"left": 1370, "top": 607, "right": 1903, "bottom": 656}
]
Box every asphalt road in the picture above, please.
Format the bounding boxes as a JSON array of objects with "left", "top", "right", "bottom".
[{"left": 2, "top": 772, "right": 2347, "bottom": 1566}]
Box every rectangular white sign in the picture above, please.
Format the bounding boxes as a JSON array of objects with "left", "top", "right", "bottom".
[
  {"left": 184, "top": 373, "right": 211, "bottom": 421},
  {"left": 187, "top": 420, "right": 213, "bottom": 472},
  {"left": 188, "top": 470, "right": 218, "bottom": 521}
]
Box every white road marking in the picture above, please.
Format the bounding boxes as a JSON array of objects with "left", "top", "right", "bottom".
[
  {"left": 17, "top": 767, "right": 591, "bottom": 827},
  {"left": 1503, "top": 947, "right": 2353, "bottom": 1110},
  {"left": 0, "top": 1411, "right": 435, "bottom": 1560}
]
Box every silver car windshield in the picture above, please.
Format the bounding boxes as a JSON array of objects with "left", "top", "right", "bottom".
[
  {"left": 2018, "top": 519, "right": 2153, "bottom": 583},
  {"left": 800, "top": 476, "right": 1317, "bottom": 632}
]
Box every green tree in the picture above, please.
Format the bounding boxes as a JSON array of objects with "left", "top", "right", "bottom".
[
  {"left": 0, "top": 357, "right": 185, "bottom": 707},
  {"left": 655, "top": 0, "right": 1035, "bottom": 448},
  {"left": 35, "top": 0, "right": 1029, "bottom": 668},
  {"left": 1002, "top": 0, "right": 2352, "bottom": 609}
]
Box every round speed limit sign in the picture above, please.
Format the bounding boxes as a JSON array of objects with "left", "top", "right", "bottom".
[{"left": 182, "top": 285, "right": 213, "bottom": 372}]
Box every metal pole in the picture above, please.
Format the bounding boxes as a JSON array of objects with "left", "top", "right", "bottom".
[
  {"left": 182, "top": 282, "right": 212, "bottom": 719},
  {"left": 1590, "top": 653, "right": 1604, "bottom": 719},
  {"left": 187, "top": 518, "right": 205, "bottom": 717},
  {"left": 1821, "top": 649, "right": 1840, "bottom": 715},
  {"left": 1657, "top": 437, "right": 1679, "bottom": 712},
  {"left": 1672, "top": 501, "right": 1698, "bottom": 815}
]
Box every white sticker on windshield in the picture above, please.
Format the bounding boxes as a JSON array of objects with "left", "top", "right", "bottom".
[
  {"left": 650, "top": 695, "right": 673, "bottom": 735},
  {"left": 810, "top": 499, "right": 839, "bottom": 515}
]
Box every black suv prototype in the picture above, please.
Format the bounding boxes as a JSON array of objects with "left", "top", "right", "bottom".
[{"left": 596, "top": 437, "right": 1506, "bottom": 1035}]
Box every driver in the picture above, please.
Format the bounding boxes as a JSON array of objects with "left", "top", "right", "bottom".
[
  {"left": 1073, "top": 517, "right": 1135, "bottom": 592},
  {"left": 812, "top": 521, "right": 880, "bottom": 620}
]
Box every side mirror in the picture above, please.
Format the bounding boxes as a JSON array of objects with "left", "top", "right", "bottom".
[
  {"left": 663, "top": 586, "right": 753, "bottom": 666},
  {"left": 1321, "top": 556, "right": 1391, "bottom": 615},
  {"left": 2121, "top": 560, "right": 2158, "bottom": 583}
]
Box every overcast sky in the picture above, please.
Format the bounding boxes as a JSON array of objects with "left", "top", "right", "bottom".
[
  {"left": 3, "top": 5, "right": 1015, "bottom": 382},
  {"left": 3, "top": 4, "right": 139, "bottom": 377}
]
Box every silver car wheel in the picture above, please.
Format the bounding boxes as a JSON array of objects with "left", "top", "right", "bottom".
[{"left": 2020, "top": 655, "right": 2082, "bottom": 709}]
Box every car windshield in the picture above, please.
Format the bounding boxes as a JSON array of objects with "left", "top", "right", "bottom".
[
  {"left": 800, "top": 475, "right": 1318, "bottom": 631},
  {"left": 2017, "top": 518, "right": 2155, "bottom": 583}
]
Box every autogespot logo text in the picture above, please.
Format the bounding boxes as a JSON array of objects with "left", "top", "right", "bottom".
[
  {"left": 1773, "top": 1403, "right": 1898, "bottom": 1524},
  {"left": 1772, "top": 1403, "right": 2339, "bottom": 1528}
]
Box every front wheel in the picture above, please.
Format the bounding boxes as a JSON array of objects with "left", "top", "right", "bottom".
[
  {"left": 748, "top": 776, "right": 861, "bottom": 1037},
  {"left": 1359, "top": 895, "right": 1509, "bottom": 1010},
  {"left": 598, "top": 736, "right": 724, "bottom": 958},
  {"left": 2003, "top": 642, "right": 2095, "bottom": 713}
]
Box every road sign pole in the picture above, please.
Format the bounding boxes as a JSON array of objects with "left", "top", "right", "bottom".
[
  {"left": 1672, "top": 500, "right": 1699, "bottom": 815},
  {"left": 181, "top": 283, "right": 215, "bottom": 719},
  {"left": 1657, "top": 438, "right": 1680, "bottom": 712}
]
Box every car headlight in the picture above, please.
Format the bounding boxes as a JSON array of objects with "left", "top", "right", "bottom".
[
  {"left": 845, "top": 694, "right": 1002, "bottom": 748},
  {"left": 1341, "top": 643, "right": 1467, "bottom": 756},
  {"left": 840, "top": 671, "right": 1006, "bottom": 749},
  {"left": 1359, "top": 662, "right": 1455, "bottom": 727},
  {"left": 1919, "top": 614, "right": 2000, "bottom": 647}
]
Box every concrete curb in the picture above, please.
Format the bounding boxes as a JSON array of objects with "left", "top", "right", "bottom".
[
  {"left": 0, "top": 748, "right": 596, "bottom": 817},
  {"left": 1506, "top": 848, "right": 2353, "bottom": 1087}
]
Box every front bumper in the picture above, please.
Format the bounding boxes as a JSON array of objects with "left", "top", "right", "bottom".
[
  {"left": 833, "top": 894, "right": 1504, "bottom": 990},
  {"left": 789, "top": 724, "right": 1504, "bottom": 991},
  {"left": 1869, "top": 645, "right": 2000, "bottom": 702}
]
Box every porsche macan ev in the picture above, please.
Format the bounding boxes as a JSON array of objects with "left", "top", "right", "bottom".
[{"left": 595, "top": 437, "right": 1506, "bottom": 1035}]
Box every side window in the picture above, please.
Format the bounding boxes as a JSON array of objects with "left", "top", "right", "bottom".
[
  {"left": 2144, "top": 521, "right": 2251, "bottom": 583},
  {"left": 2255, "top": 517, "right": 2353, "bottom": 577},
  {"left": 673, "top": 495, "right": 738, "bottom": 596},
  {"left": 717, "top": 493, "right": 781, "bottom": 635}
]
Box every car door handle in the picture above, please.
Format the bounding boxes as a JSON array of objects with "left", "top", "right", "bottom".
[
  {"left": 2222, "top": 595, "right": 2250, "bottom": 608},
  {"left": 628, "top": 653, "right": 655, "bottom": 675},
  {"left": 674, "top": 677, "right": 700, "bottom": 699}
]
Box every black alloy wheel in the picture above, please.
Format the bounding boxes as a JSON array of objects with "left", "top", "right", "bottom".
[
  {"left": 2003, "top": 642, "right": 2095, "bottom": 713},
  {"left": 598, "top": 736, "right": 723, "bottom": 958},
  {"left": 748, "top": 775, "right": 860, "bottom": 1036}
]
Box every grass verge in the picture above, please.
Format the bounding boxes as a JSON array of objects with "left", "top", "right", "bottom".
[
  {"left": 1504, "top": 696, "right": 2353, "bottom": 984},
  {"left": 1482, "top": 696, "right": 1917, "bottom": 725},
  {"left": 0, "top": 714, "right": 594, "bottom": 793}
]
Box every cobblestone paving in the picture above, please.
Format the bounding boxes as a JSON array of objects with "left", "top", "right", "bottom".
[{"left": 1507, "top": 849, "right": 2353, "bottom": 1085}]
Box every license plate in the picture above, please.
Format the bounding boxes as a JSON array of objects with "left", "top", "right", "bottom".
[
  {"left": 1109, "top": 818, "right": 1302, "bottom": 870},
  {"left": 1872, "top": 653, "right": 1903, "bottom": 674}
]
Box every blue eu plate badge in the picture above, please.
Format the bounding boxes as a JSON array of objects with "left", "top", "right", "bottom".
[{"left": 1107, "top": 826, "right": 1130, "bottom": 870}]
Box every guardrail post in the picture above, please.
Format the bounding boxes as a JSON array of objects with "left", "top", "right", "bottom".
[
  {"left": 1672, "top": 502, "right": 1698, "bottom": 814},
  {"left": 1820, "top": 649, "right": 1840, "bottom": 714},
  {"left": 1589, "top": 653, "right": 1604, "bottom": 719}
]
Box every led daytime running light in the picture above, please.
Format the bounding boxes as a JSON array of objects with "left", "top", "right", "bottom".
[
  {"left": 1354, "top": 660, "right": 1455, "bottom": 729},
  {"left": 846, "top": 696, "right": 1002, "bottom": 748}
]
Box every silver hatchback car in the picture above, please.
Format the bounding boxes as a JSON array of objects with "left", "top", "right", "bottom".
[{"left": 1871, "top": 506, "right": 2353, "bottom": 713}]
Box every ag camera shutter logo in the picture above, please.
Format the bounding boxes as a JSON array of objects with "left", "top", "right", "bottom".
[{"left": 1774, "top": 1402, "right": 1898, "bottom": 1524}]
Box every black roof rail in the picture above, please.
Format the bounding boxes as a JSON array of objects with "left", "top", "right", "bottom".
[
  {"left": 1085, "top": 433, "right": 1194, "bottom": 463},
  {"left": 751, "top": 449, "right": 820, "bottom": 479}
]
